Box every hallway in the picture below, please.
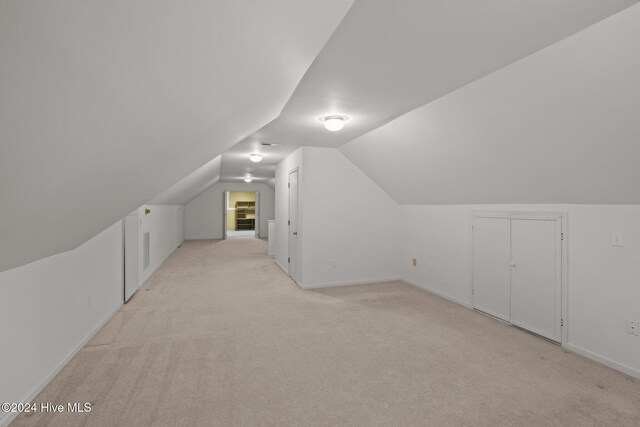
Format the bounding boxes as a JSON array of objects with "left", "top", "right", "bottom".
[{"left": 13, "top": 239, "right": 640, "bottom": 426}]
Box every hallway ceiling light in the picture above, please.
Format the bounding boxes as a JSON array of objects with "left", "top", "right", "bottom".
[
  {"left": 322, "top": 115, "right": 347, "bottom": 132},
  {"left": 244, "top": 177, "right": 252, "bottom": 183},
  {"left": 249, "top": 153, "right": 263, "bottom": 162}
]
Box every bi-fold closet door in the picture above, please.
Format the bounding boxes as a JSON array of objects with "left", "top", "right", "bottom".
[{"left": 473, "top": 214, "right": 562, "bottom": 343}]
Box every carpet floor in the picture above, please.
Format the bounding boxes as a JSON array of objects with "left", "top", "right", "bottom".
[{"left": 12, "top": 238, "right": 640, "bottom": 426}]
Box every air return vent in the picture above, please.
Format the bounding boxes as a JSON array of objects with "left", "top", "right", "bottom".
[{"left": 143, "top": 232, "right": 150, "bottom": 271}]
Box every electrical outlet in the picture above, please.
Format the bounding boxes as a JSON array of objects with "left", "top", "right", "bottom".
[
  {"left": 428, "top": 263, "right": 433, "bottom": 272},
  {"left": 87, "top": 295, "right": 92, "bottom": 309},
  {"left": 412, "top": 258, "right": 417, "bottom": 267},
  {"left": 627, "top": 319, "right": 639, "bottom": 337},
  {"left": 331, "top": 259, "right": 337, "bottom": 268}
]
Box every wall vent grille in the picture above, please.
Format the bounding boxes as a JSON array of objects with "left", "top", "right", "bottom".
[{"left": 143, "top": 232, "right": 150, "bottom": 271}]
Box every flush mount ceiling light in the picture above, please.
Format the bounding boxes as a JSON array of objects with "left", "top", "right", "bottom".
[
  {"left": 322, "top": 115, "right": 348, "bottom": 132},
  {"left": 244, "top": 177, "right": 252, "bottom": 183},
  {"left": 249, "top": 153, "right": 263, "bottom": 163}
]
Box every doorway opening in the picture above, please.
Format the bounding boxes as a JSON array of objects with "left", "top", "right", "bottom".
[{"left": 224, "top": 191, "right": 260, "bottom": 238}]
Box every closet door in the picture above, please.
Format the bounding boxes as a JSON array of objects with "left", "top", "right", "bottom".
[
  {"left": 510, "top": 219, "right": 561, "bottom": 342},
  {"left": 473, "top": 217, "right": 511, "bottom": 321}
]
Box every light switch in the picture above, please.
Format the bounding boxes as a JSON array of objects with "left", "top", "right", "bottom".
[{"left": 611, "top": 231, "right": 624, "bottom": 247}]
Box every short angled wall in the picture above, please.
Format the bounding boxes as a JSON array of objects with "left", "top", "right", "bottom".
[
  {"left": 400, "top": 204, "right": 640, "bottom": 379},
  {"left": 138, "top": 205, "right": 182, "bottom": 286},
  {"left": 0, "top": 222, "right": 124, "bottom": 427}
]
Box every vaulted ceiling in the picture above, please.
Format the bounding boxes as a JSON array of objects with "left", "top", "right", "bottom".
[
  {"left": 212, "top": 0, "right": 637, "bottom": 189},
  {"left": 341, "top": 1, "right": 640, "bottom": 204},
  {"left": 0, "top": 0, "right": 354, "bottom": 271},
  {"left": 150, "top": 155, "right": 221, "bottom": 206},
  {"left": 2, "top": 0, "right": 638, "bottom": 271},
  {"left": 243, "top": 0, "right": 637, "bottom": 148}
]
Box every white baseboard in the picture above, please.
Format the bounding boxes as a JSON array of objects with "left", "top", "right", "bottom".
[
  {"left": 401, "top": 280, "right": 640, "bottom": 380},
  {"left": 0, "top": 303, "right": 123, "bottom": 427},
  {"left": 564, "top": 343, "right": 640, "bottom": 380},
  {"left": 300, "top": 277, "right": 401, "bottom": 290},
  {"left": 183, "top": 236, "right": 225, "bottom": 241},
  {"left": 401, "top": 278, "right": 472, "bottom": 308},
  {"left": 272, "top": 259, "right": 304, "bottom": 288},
  {"left": 274, "top": 259, "right": 289, "bottom": 275}
]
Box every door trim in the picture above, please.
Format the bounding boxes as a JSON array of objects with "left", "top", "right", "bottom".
[
  {"left": 223, "top": 191, "right": 228, "bottom": 240},
  {"left": 223, "top": 190, "right": 259, "bottom": 238},
  {"left": 470, "top": 210, "right": 568, "bottom": 346},
  {"left": 254, "top": 191, "right": 260, "bottom": 238},
  {"left": 288, "top": 167, "right": 300, "bottom": 284}
]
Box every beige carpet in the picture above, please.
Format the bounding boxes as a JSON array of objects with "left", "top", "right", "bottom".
[{"left": 12, "top": 238, "right": 640, "bottom": 426}]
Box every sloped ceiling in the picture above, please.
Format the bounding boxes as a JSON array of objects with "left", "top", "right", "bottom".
[
  {"left": 3, "top": 0, "right": 638, "bottom": 271},
  {"left": 246, "top": 0, "right": 638, "bottom": 148},
  {"left": 340, "top": 3, "right": 640, "bottom": 204},
  {"left": 149, "top": 156, "right": 221, "bottom": 206},
  {"left": 149, "top": 0, "right": 638, "bottom": 207},
  {"left": 0, "top": 0, "right": 353, "bottom": 271},
  {"left": 205, "top": 0, "right": 637, "bottom": 198},
  {"left": 149, "top": 140, "right": 298, "bottom": 205},
  {"left": 219, "top": 141, "right": 299, "bottom": 184}
]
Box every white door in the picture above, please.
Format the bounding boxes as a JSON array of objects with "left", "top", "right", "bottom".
[
  {"left": 124, "top": 213, "right": 139, "bottom": 302},
  {"left": 510, "top": 219, "right": 562, "bottom": 342},
  {"left": 254, "top": 191, "right": 260, "bottom": 238},
  {"left": 473, "top": 217, "right": 511, "bottom": 321},
  {"left": 288, "top": 170, "right": 300, "bottom": 282}
]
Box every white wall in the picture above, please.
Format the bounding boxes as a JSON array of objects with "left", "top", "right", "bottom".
[
  {"left": 138, "top": 205, "right": 182, "bottom": 285},
  {"left": 0, "top": 222, "right": 123, "bottom": 427},
  {"left": 274, "top": 148, "right": 303, "bottom": 272},
  {"left": 301, "top": 147, "right": 400, "bottom": 287},
  {"left": 0, "top": 205, "right": 182, "bottom": 426},
  {"left": 184, "top": 183, "right": 274, "bottom": 240},
  {"left": 274, "top": 147, "right": 400, "bottom": 287},
  {"left": 400, "top": 204, "right": 640, "bottom": 378},
  {"left": 274, "top": 148, "right": 640, "bottom": 378}
]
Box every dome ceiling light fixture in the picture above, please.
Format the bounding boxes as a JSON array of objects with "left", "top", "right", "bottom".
[
  {"left": 321, "top": 114, "right": 348, "bottom": 132},
  {"left": 244, "top": 176, "right": 252, "bottom": 183},
  {"left": 249, "top": 153, "right": 263, "bottom": 162}
]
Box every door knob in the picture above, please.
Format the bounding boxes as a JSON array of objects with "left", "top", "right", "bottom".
[
  {"left": 510, "top": 262, "right": 516, "bottom": 267},
  {"left": 293, "top": 231, "right": 298, "bottom": 235}
]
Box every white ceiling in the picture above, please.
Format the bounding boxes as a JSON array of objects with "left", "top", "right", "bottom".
[
  {"left": 341, "top": 3, "right": 640, "bottom": 204},
  {"left": 211, "top": 0, "right": 637, "bottom": 191},
  {"left": 150, "top": 141, "right": 299, "bottom": 204},
  {"left": 219, "top": 141, "right": 300, "bottom": 184},
  {"left": 150, "top": 156, "right": 221, "bottom": 206},
  {"left": 242, "top": 0, "right": 637, "bottom": 149},
  {"left": 3, "top": 0, "right": 638, "bottom": 271},
  {"left": 0, "top": 0, "right": 353, "bottom": 271}
]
